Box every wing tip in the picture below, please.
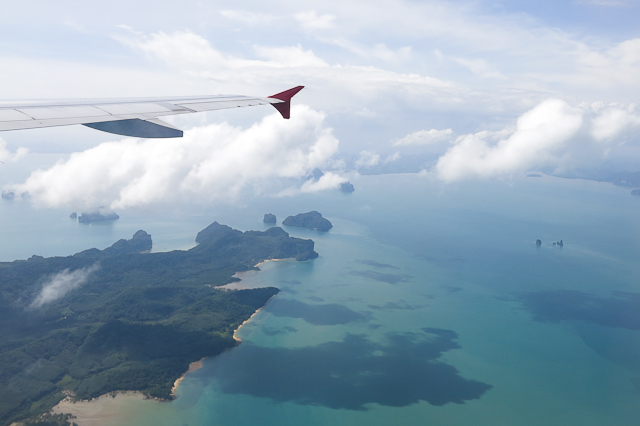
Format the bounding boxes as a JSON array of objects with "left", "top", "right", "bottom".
[{"left": 268, "top": 86, "right": 305, "bottom": 119}]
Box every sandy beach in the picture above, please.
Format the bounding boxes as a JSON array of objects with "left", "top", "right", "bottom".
[
  {"left": 221, "top": 259, "right": 286, "bottom": 290},
  {"left": 170, "top": 358, "right": 204, "bottom": 397},
  {"left": 253, "top": 258, "right": 283, "bottom": 268},
  {"left": 49, "top": 293, "right": 276, "bottom": 426},
  {"left": 233, "top": 302, "right": 269, "bottom": 342},
  {"left": 51, "top": 392, "right": 156, "bottom": 426}
]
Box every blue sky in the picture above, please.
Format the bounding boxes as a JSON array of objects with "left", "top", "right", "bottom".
[{"left": 1, "top": 0, "right": 639, "bottom": 209}]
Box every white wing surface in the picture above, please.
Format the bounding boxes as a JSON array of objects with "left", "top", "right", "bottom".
[{"left": 0, "top": 86, "right": 304, "bottom": 138}]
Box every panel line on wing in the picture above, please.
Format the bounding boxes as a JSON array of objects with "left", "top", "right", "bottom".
[
  {"left": 0, "top": 109, "right": 34, "bottom": 122},
  {"left": 15, "top": 106, "right": 109, "bottom": 120},
  {"left": 95, "top": 103, "right": 173, "bottom": 115}
]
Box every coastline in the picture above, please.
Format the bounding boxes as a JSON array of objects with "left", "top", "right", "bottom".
[
  {"left": 49, "top": 292, "right": 277, "bottom": 426},
  {"left": 253, "top": 258, "right": 284, "bottom": 268},
  {"left": 222, "top": 259, "right": 286, "bottom": 290},
  {"left": 233, "top": 294, "right": 276, "bottom": 343},
  {"left": 51, "top": 392, "right": 153, "bottom": 426},
  {"left": 170, "top": 358, "right": 205, "bottom": 397}
]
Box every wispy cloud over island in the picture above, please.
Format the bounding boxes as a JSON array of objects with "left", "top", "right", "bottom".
[{"left": 30, "top": 264, "right": 99, "bottom": 309}]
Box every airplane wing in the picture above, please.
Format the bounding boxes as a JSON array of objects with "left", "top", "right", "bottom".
[{"left": 0, "top": 86, "right": 304, "bottom": 138}]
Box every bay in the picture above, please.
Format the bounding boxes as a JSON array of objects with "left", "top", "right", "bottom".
[{"left": 4, "top": 172, "right": 640, "bottom": 425}]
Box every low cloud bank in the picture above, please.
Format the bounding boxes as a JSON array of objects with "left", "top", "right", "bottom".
[
  {"left": 12, "top": 105, "right": 341, "bottom": 209},
  {"left": 0, "top": 139, "right": 28, "bottom": 163},
  {"left": 393, "top": 129, "right": 453, "bottom": 146},
  {"left": 355, "top": 150, "right": 380, "bottom": 168},
  {"left": 429, "top": 99, "right": 640, "bottom": 181},
  {"left": 30, "top": 264, "right": 99, "bottom": 309}
]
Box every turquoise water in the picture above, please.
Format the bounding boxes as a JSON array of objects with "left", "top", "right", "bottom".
[{"left": 2, "top": 173, "right": 640, "bottom": 425}]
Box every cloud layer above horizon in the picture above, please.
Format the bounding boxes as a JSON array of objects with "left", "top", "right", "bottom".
[
  {"left": 432, "top": 100, "right": 640, "bottom": 181},
  {"left": 7, "top": 98, "right": 640, "bottom": 208},
  {"left": 1, "top": 0, "right": 640, "bottom": 204},
  {"left": 12, "top": 106, "right": 341, "bottom": 209}
]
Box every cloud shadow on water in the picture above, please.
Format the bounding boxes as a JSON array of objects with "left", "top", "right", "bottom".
[
  {"left": 349, "top": 270, "right": 412, "bottom": 284},
  {"left": 519, "top": 290, "right": 640, "bottom": 330},
  {"left": 204, "top": 328, "right": 492, "bottom": 410},
  {"left": 265, "top": 298, "right": 370, "bottom": 325},
  {"left": 519, "top": 290, "right": 640, "bottom": 374},
  {"left": 368, "top": 301, "right": 425, "bottom": 311},
  {"left": 355, "top": 260, "right": 400, "bottom": 270},
  {"left": 262, "top": 325, "right": 298, "bottom": 336}
]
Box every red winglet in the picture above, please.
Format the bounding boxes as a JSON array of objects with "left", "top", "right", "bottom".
[{"left": 268, "top": 86, "right": 304, "bottom": 119}]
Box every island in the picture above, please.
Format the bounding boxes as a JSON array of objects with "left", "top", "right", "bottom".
[
  {"left": 282, "top": 211, "right": 333, "bottom": 232},
  {"left": 632, "top": 189, "right": 640, "bottom": 196},
  {"left": 0, "top": 222, "right": 317, "bottom": 426},
  {"left": 310, "top": 168, "right": 324, "bottom": 180},
  {"left": 77, "top": 211, "right": 119, "bottom": 223},
  {"left": 340, "top": 182, "right": 355, "bottom": 193},
  {"left": 263, "top": 213, "right": 277, "bottom": 224},
  {"left": 69, "top": 212, "right": 77, "bottom": 220},
  {"left": 1, "top": 190, "right": 15, "bottom": 200}
]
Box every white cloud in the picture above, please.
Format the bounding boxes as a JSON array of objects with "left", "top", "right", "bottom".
[
  {"left": 12, "top": 106, "right": 340, "bottom": 209},
  {"left": 253, "top": 44, "right": 329, "bottom": 68},
  {"left": 2, "top": 1, "right": 640, "bottom": 184},
  {"left": 107, "top": 6, "right": 640, "bottom": 115},
  {"left": 394, "top": 129, "right": 453, "bottom": 146},
  {"left": 30, "top": 264, "right": 99, "bottom": 309},
  {"left": 353, "top": 107, "right": 377, "bottom": 118},
  {"left": 0, "top": 139, "right": 28, "bottom": 163},
  {"left": 451, "top": 57, "right": 507, "bottom": 80},
  {"left": 574, "top": 0, "right": 639, "bottom": 6},
  {"left": 116, "top": 29, "right": 456, "bottom": 111},
  {"left": 372, "top": 44, "right": 412, "bottom": 63},
  {"left": 435, "top": 99, "right": 584, "bottom": 181},
  {"left": 300, "top": 172, "right": 347, "bottom": 192},
  {"left": 120, "top": 30, "right": 330, "bottom": 71},
  {"left": 432, "top": 98, "right": 640, "bottom": 181},
  {"left": 591, "top": 105, "right": 640, "bottom": 140},
  {"left": 276, "top": 172, "right": 347, "bottom": 197},
  {"left": 355, "top": 150, "right": 380, "bottom": 168},
  {"left": 220, "top": 10, "right": 278, "bottom": 25},
  {"left": 384, "top": 152, "right": 401, "bottom": 163},
  {"left": 319, "top": 38, "right": 413, "bottom": 64},
  {"left": 295, "top": 10, "right": 336, "bottom": 30},
  {"left": 119, "top": 30, "right": 244, "bottom": 70}
]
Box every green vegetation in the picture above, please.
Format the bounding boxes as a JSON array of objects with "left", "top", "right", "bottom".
[
  {"left": 0, "top": 222, "right": 317, "bottom": 426},
  {"left": 282, "top": 211, "right": 333, "bottom": 232}
]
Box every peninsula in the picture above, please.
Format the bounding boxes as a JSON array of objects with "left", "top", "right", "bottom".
[{"left": 0, "top": 222, "right": 317, "bottom": 426}]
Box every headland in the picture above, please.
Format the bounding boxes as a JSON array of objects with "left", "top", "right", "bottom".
[{"left": 0, "top": 222, "right": 317, "bottom": 426}]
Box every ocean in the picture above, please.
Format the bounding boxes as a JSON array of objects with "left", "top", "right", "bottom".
[{"left": 4, "top": 172, "right": 640, "bottom": 425}]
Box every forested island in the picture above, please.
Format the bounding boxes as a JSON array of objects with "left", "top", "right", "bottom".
[
  {"left": 0, "top": 222, "right": 317, "bottom": 426},
  {"left": 340, "top": 182, "right": 355, "bottom": 193},
  {"left": 283, "top": 211, "right": 333, "bottom": 232},
  {"left": 77, "top": 211, "right": 120, "bottom": 223}
]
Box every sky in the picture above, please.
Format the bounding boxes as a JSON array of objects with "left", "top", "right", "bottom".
[{"left": 1, "top": 0, "right": 640, "bottom": 210}]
